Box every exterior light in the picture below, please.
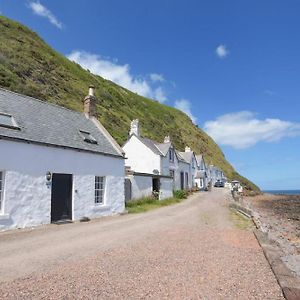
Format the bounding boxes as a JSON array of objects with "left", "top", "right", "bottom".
[{"left": 46, "top": 172, "right": 52, "bottom": 182}]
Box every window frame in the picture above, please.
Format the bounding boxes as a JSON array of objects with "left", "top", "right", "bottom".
[
  {"left": 0, "top": 171, "right": 5, "bottom": 214},
  {"left": 169, "top": 148, "right": 174, "bottom": 162},
  {"left": 185, "top": 172, "right": 189, "bottom": 189},
  {"left": 0, "top": 112, "right": 20, "bottom": 130},
  {"left": 95, "top": 176, "right": 105, "bottom": 205},
  {"left": 79, "top": 130, "right": 98, "bottom": 144},
  {"left": 169, "top": 169, "right": 175, "bottom": 180}
]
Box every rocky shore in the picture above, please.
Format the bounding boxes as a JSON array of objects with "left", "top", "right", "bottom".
[{"left": 244, "top": 193, "right": 300, "bottom": 277}]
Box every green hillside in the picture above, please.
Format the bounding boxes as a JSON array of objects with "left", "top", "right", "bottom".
[{"left": 0, "top": 16, "right": 259, "bottom": 192}]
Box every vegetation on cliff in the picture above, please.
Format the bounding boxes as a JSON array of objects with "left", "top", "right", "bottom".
[{"left": 0, "top": 16, "right": 259, "bottom": 191}]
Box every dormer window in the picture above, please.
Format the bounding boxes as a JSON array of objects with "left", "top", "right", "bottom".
[
  {"left": 79, "top": 130, "right": 98, "bottom": 144},
  {"left": 169, "top": 148, "right": 174, "bottom": 162},
  {"left": 0, "top": 113, "right": 20, "bottom": 130}
]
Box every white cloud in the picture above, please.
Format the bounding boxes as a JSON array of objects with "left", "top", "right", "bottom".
[
  {"left": 28, "top": 1, "right": 62, "bottom": 29},
  {"left": 216, "top": 44, "right": 229, "bottom": 58},
  {"left": 67, "top": 50, "right": 167, "bottom": 103},
  {"left": 150, "top": 73, "right": 164, "bottom": 82},
  {"left": 175, "top": 99, "right": 197, "bottom": 123},
  {"left": 153, "top": 87, "right": 167, "bottom": 103},
  {"left": 204, "top": 111, "right": 300, "bottom": 149}
]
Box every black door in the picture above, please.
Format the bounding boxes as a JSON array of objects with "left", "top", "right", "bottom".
[
  {"left": 180, "top": 172, "right": 184, "bottom": 190},
  {"left": 152, "top": 178, "right": 160, "bottom": 192},
  {"left": 51, "top": 174, "right": 73, "bottom": 222}
]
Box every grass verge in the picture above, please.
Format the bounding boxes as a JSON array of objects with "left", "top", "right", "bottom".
[
  {"left": 126, "top": 197, "right": 184, "bottom": 214},
  {"left": 229, "top": 208, "right": 253, "bottom": 230}
]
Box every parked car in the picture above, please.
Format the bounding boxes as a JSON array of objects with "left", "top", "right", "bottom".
[{"left": 214, "top": 180, "right": 225, "bottom": 188}]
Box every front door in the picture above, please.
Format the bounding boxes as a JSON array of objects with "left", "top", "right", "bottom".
[
  {"left": 180, "top": 172, "right": 184, "bottom": 190},
  {"left": 152, "top": 178, "right": 160, "bottom": 193},
  {"left": 51, "top": 173, "right": 73, "bottom": 222}
]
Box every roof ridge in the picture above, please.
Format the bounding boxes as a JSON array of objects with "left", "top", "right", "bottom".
[{"left": 0, "top": 87, "right": 84, "bottom": 117}]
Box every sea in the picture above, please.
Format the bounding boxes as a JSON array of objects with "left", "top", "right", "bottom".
[{"left": 263, "top": 190, "right": 300, "bottom": 195}]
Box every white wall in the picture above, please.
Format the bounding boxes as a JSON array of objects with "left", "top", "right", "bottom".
[
  {"left": 190, "top": 155, "right": 197, "bottom": 187},
  {"left": 161, "top": 147, "right": 178, "bottom": 176},
  {"left": 177, "top": 161, "right": 191, "bottom": 190},
  {"left": 123, "top": 135, "right": 160, "bottom": 174},
  {"left": 159, "top": 177, "right": 173, "bottom": 200},
  {"left": 0, "top": 139, "right": 125, "bottom": 231},
  {"left": 128, "top": 175, "right": 153, "bottom": 200},
  {"left": 126, "top": 174, "right": 173, "bottom": 201}
]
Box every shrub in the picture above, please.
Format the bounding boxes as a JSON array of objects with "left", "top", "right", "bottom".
[{"left": 173, "top": 189, "right": 187, "bottom": 199}]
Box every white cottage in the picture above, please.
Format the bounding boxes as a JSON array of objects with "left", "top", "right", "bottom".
[
  {"left": 122, "top": 120, "right": 180, "bottom": 200},
  {"left": 208, "top": 165, "right": 225, "bottom": 186},
  {"left": 177, "top": 147, "right": 197, "bottom": 189},
  {"left": 0, "top": 87, "right": 125, "bottom": 231},
  {"left": 195, "top": 155, "right": 208, "bottom": 190}
]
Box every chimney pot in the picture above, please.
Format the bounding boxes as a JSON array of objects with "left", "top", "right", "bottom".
[
  {"left": 88, "top": 85, "right": 95, "bottom": 96},
  {"left": 84, "top": 85, "right": 97, "bottom": 118},
  {"left": 164, "top": 136, "right": 171, "bottom": 143},
  {"left": 129, "top": 119, "right": 140, "bottom": 136}
]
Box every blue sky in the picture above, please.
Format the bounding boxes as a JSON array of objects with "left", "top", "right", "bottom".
[{"left": 1, "top": 0, "right": 300, "bottom": 190}]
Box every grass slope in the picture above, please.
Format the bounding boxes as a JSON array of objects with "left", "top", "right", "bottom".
[{"left": 0, "top": 16, "right": 259, "bottom": 191}]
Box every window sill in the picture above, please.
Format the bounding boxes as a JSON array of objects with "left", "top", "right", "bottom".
[
  {"left": 93, "top": 205, "right": 110, "bottom": 211},
  {"left": 0, "top": 214, "right": 10, "bottom": 220}
]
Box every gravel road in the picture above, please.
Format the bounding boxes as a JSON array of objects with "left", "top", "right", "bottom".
[{"left": 0, "top": 189, "right": 284, "bottom": 299}]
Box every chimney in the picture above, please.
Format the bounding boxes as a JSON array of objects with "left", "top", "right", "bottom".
[
  {"left": 185, "top": 146, "right": 191, "bottom": 152},
  {"left": 129, "top": 119, "right": 140, "bottom": 136},
  {"left": 164, "top": 136, "right": 171, "bottom": 143},
  {"left": 83, "top": 85, "right": 97, "bottom": 118}
]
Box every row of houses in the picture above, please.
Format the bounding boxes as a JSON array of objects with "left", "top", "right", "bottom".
[{"left": 0, "top": 86, "right": 225, "bottom": 231}]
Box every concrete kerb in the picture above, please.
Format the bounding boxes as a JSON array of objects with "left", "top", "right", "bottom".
[{"left": 253, "top": 229, "right": 300, "bottom": 300}]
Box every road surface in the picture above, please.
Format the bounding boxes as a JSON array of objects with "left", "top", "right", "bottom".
[{"left": 0, "top": 189, "right": 283, "bottom": 299}]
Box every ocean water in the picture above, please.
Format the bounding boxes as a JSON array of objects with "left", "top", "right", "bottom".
[{"left": 264, "top": 190, "right": 300, "bottom": 195}]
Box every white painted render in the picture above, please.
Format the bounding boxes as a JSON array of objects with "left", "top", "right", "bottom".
[
  {"left": 0, "top": 139, "right": 125, "bottom": 231},
  {"left": 123, "top": 134, "right": 194, "bottom": 192},
  {"left": 127, "top": 175, "right": 153, "bottom": 200},
  {"left": 159, "top": 177, "right": 173, "bottom": 199},
  {"left": 178, "top": 161, "right": 191, "bottom": 189},
  {"left": 123, "top": 135, "right": 161, "bottom": 174},
  {"left": 126, "top": 174, "right": 173, "bottom": 201}
]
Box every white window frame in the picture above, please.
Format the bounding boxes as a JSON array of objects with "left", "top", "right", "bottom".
[
  {"left": 169, "top": 170, "right": 175, "bottom": 180},
  {"left": 0, "top": 171, "right": 5, "bottom": 214},
  {"left": 95, "top": 176, "right": 105, "bottom": 205},
  {"left": 169, "top": 148, "right": 174, "bottom": 162}
]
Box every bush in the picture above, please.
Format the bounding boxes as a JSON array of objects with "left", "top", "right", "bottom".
[{"left": 173, "top": 189, "right": 187, "bottom": 199}]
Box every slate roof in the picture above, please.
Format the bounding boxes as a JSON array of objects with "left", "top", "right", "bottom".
[
  {"left": 154, "top": 142, "right": 171, "bottom": 156},
  {"left": 195, "top": 155, "right": 204, "bottom": 166},
  {"left": 178, "top": 151, "right": 193, "bottom": 163},
  {"left": 139, "top": 137, "right": 163, "bottom": 155},
  {"left": 176, "top": 151, "right": 188, "bottom": 163},
  {"left": 131, "top": 135, "right": 172, "bottom": 156},
  {"left": 0, "top": 88, "right": 123, "bottom": 157}
]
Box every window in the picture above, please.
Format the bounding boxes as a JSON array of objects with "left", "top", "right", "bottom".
[
  {"left": 185, "top": 172, "right": 189, "bottom": 189},
  {"left": 79, "top": 130, "right": 98, "bottom": 144},
  {"left": 95, "top": 176, "right": 105, "bottom": 204},
  {"left": 0, "top": 113, "right": 20, "bottom": 130},
  {"left": 0, "top": 171, "right": 4, "bottom": 212},
  {"left": 169, "top": 148, "right": 174, "bottom": 162},
  {"left": 169, "top": 170, "right": 175, "bottom": 179}
]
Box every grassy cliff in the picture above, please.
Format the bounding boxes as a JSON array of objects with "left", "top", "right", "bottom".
[{"left": 0, "top": 16, "right": 259, "bottom": 191}]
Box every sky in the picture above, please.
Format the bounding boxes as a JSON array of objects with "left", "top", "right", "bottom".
[{"left": 1, "top": 0, "right": 300, "bottom": 190}]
